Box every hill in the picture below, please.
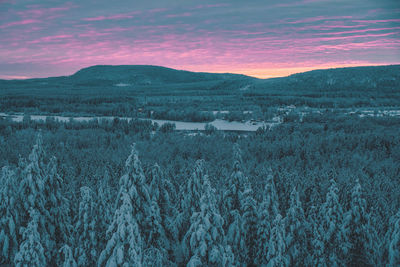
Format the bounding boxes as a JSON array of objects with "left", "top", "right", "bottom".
[
  {"left": 69, "top": 65, "right": 253, "bottom": 86},
  {"left": 0, "top": 64, "right": 399, "bottom": 119}
]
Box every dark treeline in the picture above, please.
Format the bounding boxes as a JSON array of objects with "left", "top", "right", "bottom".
[{"left": 0, "top": 113, "right": 399, "bottom": 266}]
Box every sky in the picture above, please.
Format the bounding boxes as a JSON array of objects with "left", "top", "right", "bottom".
[{"left": 0, "top": 0, "right": 399, "bottom": 79}]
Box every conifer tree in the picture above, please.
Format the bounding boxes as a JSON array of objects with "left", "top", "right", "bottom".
[
  {"left": 96, "top": 170, "right": 114, "bottom": 253},
  {"left": 0, "top": 167, "right": 19, "bottom": 265},
  {"left": 284, "top": 187, "right": 307, "bottom": 266},
  {"left": 343, "top": 179, "right": 379, "bottom": 266},
  {"left": 183, "top": 180, "right": 232, "bottom": 266},
  {"left": 148, "top": 164, "right": 175, "bottom": 245},
  {"left": 44, "top": 156, "right": 72, "bottom": 264},
  {"left": 75, "top": 186, "right": 98, "bottom": 266},
  {"left": 386, "top": 210, "right": 400, "bottom": 266},
  {"left": 318, "top": 179, "right": 349, "bottom": 266},
  {"left": 225, "top": 209, "right": 246, "bottom": 266},
  {"left": 179, "top": 160, "right": 208, "bottom": 236},
  {"left": 267, "top": 214, "right": 289, "bottom": 267},
  {"left": 308, "top": 205, "right": 326, "bottom": 267},
  {"left": 143, "top": 199, "right": 169, "bottom": 264},
  {"left": 240, "top": 182, "right": 258, "bottom": 265},
  {"left": 14, "top": 209, "right": 46, "bottom": 267},
  {"left": 98, "top": 191, "right": 143, "bottom": 267},
  {"left": 255, "top": 173, "right": 280, "bottom": 265},
  {"left": 116, "top": 144, "right": 151, "bottom": 243},
  {"left": 263, "top": 172, "right": 279, "bottom": 218},
  {"left": 60, "top": 245, "right": 78, "bottom": 267},
  {"left": 17, "top": 133, "right": 53, "bottom": 262},
  {"left": 223, "top": 144, "right": 248, "bottom": 223}
]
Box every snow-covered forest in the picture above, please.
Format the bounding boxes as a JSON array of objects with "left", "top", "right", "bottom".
[{"left": 0, "top": 113, "right": 399, "bottom": 266}]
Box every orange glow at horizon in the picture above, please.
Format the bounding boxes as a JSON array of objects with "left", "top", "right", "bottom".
[{"left": 176, "top": 63, "right": 395, "bottom": 79}]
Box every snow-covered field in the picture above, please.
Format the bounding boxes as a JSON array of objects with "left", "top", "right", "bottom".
[
  {"left": 0, "top": 113, "right": 276, "bottom": 131},
  {"left": 1, "top": 107, "right": 398, "bottom": 132}
]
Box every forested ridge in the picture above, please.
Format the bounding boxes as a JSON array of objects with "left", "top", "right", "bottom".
[{"left": 0, "top": 114, "right": 399, "bottom": 266}]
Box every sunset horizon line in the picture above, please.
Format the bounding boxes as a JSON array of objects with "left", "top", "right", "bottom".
[{"left": 1, "top": 62, "right": 398, "bottom": 80}]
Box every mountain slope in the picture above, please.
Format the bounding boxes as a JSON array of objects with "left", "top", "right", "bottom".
[{"left": 69, "top": 65, "right": 254, "bottom": 86}]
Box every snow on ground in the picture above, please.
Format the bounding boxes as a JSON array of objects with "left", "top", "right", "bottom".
[
  {"left": 0, "top": 113, "right": 276, "bottom": 132},
  {"left": 114, "top": 83, "right": 131, "bottom": 87}
]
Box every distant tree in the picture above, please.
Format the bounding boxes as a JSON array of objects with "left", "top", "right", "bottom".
[
  {"left": 98, "top": 192, "right": 143, "bottom": 267},
  {"left": 267, "top": 214, "right": 289, "bottom": 267},
  {"left": 0, "top": 167, "right": 19, "bottom": 265},
  {"left": 284, "top": 187, "right": 308, "bottom": 266},
  {"left": 14, "top": 209, "right": 46, "bottom": 267},
  {"left": 159, "top": 122, "right": 176, "bottom": 133},
  {"left": 204, "top": 123, "right": 217, "bottom": 135},
  {"left": 343, "top": 179, "right": 379, "bottom": 266}
]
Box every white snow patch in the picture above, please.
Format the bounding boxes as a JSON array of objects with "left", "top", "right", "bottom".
[{"left": 114, "top": 83, "right": 131, "bottom": 87}]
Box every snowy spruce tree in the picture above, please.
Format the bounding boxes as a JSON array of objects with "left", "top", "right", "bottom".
[
  {"left": 14, "top": 209, "right": 46, "bottom": 267},
  {"left": 98, "top": 191, "right": 143, "bottom": 267},
  {"left": 225, "top": 209, "right": 246, "bottom": 266},
  {"left": 60, "top": 245, "right": 78, "bottom": 267},
  {"left": 343, "top": 179, "right": 379, "bottom": 266},
  {"left": 308, "top": 205, "right": 326, "bottom": 267},
  {"left": 284, "top": 187, "right": 308, "bottom": 266},
  {"left": 317, "top": 179, "right": 349, "bottom": 266},
  {"left": 17, "top": 133, "right": 54, "bottom": 262},
  {"left": 74, "top": 186, "right": 99, "bottom": 266},
  {"left": 223, "top": 144, "right": 248, "bottom": 224},
  {"left": 44, "top": 156, "right": 72, "bottom": 264},
  {"left": 179, "top": 160, "right": 209, "bottom": 238},
  {"left": 240, "top": 182, "right": 258, "bottom": 265},
  {"left": 142, "top": 199, "right": 169, "bottom": 266},
  {"left": 96, "top": 170, "right": 114, "bottom": 252},
  {"left": 115, "top": 144, "right": 152, "bottom": 243},
  {"left": 148, "top": 164, "right": 176, "bottom": 246},
  {"left": 386, "top": 210, "right": 400, "bottom": 266},
  {"left": 267, "top": 214, "right": 289, "bottom": 267},
  {"left": 255, "top": 173, "right": 280, "bottom": 265},
  {"left": 0, "top": 166, "right": 19, "bottom": 265},
  {"left": 183, "top": 179, "right": 233, "bottom": 266}
]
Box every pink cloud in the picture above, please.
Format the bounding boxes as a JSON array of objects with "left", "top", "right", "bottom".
[
  {"left": 352, "top": 19, "right": 400, "bottom": 24},
  {"left": 0, "top": 19, "right": 39, "bottom": 29},
  {"left": 27, "top": 34, "right": 74, "bottom": 44},
  {"left": 83, "top": 12, "right": 139, "bottom": 21},
  {"left": 285, "top": 16, "right": 353, "bottom": 24},
  {"left": 315, "top": 27, "right": 400, "bottom": 36}
]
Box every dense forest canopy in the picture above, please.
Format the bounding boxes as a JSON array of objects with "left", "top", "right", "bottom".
[{"left": 0, "top": 111, "right": 399, "bottom": 266}]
